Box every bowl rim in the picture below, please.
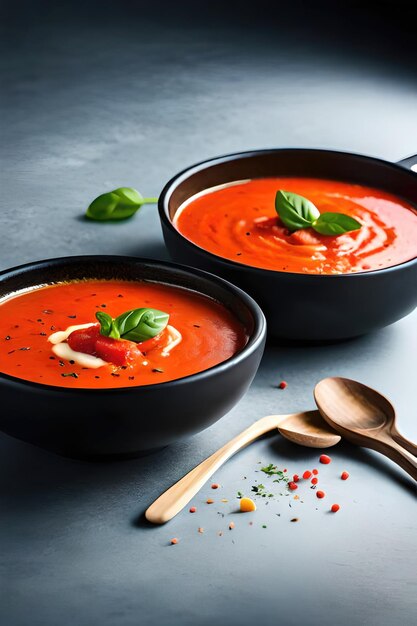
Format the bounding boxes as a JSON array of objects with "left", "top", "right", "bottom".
[
  {"left": 158, "top": 147, "right": 417, "bottom": 278},
  {"left": 0, "top": 255, "right": 266, "bottom": 394}
]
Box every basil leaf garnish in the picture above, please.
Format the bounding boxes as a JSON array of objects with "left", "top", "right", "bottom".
[
  {"left": 275, "top": 190, "right": 320, "bottom": 231},
  {"left": 312, "top": 213, "right": 362, "bottom": 235},
  {"left": 86, "top": 188, "right": 158, "bottom": 221},
  {"left": 275, "top": 189, "right": 362, "bottom": 236},
  {"left": 95, "top": 311, "right": 114, "bottom": 336},
  {"left": 96, "top": 308, "right": 169, "bottom": 343}
]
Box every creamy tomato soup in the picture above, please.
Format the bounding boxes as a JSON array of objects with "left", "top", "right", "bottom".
[
  {"left": 0, "top": 280, "right": 248, "bottom": 388},
  {"left": 174, "top": 178, "right": 417, "bottom": 274}
]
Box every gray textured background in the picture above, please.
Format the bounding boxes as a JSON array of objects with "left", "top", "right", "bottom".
[{"left": 1, "top": 2, "right": 416, "bottom": 625}]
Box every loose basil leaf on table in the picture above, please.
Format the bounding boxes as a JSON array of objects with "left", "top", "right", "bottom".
[
  {"left": 86, "top": 187, "right": 158, "bottom": 221},
  {"left": 275, "top": 190, "right": 320, "bottom": 231},
  {"left": 311, "top": 212, "right": 362, "bottom": 235},
  {"left": 96, "top": 308, "right": 170, "bottom": 343}
]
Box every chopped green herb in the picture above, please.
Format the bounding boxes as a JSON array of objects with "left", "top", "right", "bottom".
[
  {"left": 261, "top": 463, "right": 289, "bottom": 483},
  {"left": 61, "top": 372, "right": 78, "bottom": 378}
]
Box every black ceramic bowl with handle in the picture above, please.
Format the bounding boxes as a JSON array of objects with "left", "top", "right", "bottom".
[
  {"left": 158, "top": 149, "right": 417, "bottom": 341},
  {"left": 0, "top": 256, "right": 266, "bottom": 459}
]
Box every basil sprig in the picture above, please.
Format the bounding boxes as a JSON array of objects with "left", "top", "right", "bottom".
[
  {"left": 275, "top": 190, "right": 361, "bottom": 236},
  {"left": 96, "top": 308, "right": 169, "bottom": 343},
  {"left": 86, "top": 187, "right": 158, "bottom": 221}
]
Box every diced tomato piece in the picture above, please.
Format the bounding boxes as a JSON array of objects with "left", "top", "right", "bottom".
[
  {"left": 137, "top": 329, "right": 167, "bottom": 354},
  {"left": 94, "top": 334, "right": 143, "bottom": 366},
  {"left": 67, "top": 325, "right": 100, "bottom": 355}
]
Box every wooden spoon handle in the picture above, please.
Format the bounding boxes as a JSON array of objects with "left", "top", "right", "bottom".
[
  {"left": 391, "top": 429, "right": 417, "bottom": 457},
  {"left": 145, "top": 414, "right": 284, "bottom": 524},
  {"left": 370, "top": 436, "right": 417, "bottom": 481}
]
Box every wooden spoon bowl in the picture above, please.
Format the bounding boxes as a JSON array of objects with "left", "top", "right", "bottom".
[{"left": 314, "top": 377, "right": 417, "bottom": 480}]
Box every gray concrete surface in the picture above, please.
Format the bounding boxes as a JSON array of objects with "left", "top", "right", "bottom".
[{"left": 1, "top": 2, "right": 416, "bottom": 625}]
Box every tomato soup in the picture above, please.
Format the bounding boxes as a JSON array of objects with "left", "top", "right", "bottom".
[
  {"left": 0, "top": 280, "right": 248, "bottom": 388},
  {"left": 174, "top": 178, "right": 417, "bottom": 274}
]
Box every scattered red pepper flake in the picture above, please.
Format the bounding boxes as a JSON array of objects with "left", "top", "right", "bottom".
[
  {"left": 316, "top": 490, "right": 325, "bottom": 499},
  {"left": 319, "top": 454, "right": 331, "bottom": 464},
  {"left": 206, "top": 498, "right": 214, "bottom": 504},
  {"left": 293, "top": 474, "right": 299, "bottom": 482},
  {"left": 211, "top": 483, "right": 220, "bottom": 489},
  {"left": 278, "top": 380, "right": 287, "bottom": 389},
  {"left": 170, "top": 538, "right": 179, "bottom": 545},
  {"left": 229, "top": 521, "right": 235, "bottom": 530},
  {"left": 303, "top": 470, "right": 312, "bottom": 480},
  {"left": 288, "top": 482, "right": 298, "bottom": 491},
  {"left": 311, "top": 477, "right": 318, "bottom": 485},
  {"left": 312, "top": 469, "right": 319, "bottom": 475},
  {"left": 331, "top": 504, "right": 340, "bottom": 513},
  {"left": 341, "top": 471, "right": 350, "bottom": 480},
  {"left": 189, "top": 506, "right": 196, "bottom": 513}
]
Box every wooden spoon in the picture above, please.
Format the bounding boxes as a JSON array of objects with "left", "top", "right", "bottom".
[
  {"left": 314, "top": 377, "right": 417, "bottom": 481},
  {"left": 145, "top": 410, "right": 341, "bottom": 524}
]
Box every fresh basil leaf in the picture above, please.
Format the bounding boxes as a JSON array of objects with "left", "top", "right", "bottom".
[
  {"left": 115, "top": 308, "right": 170, "bottom": 342},
  {"left": 113, "top": 187, "right": 144, "bottom": 206},
  {"left": 95, "top": 307, "right": 169, "bottom": 342},
  {"left": 96, "top": 311, "right": 120, "bottom": 338},
  {"left": 85, "top": 188, "right": 158, "bottom": 221},
  {"left": 275, "top": 190, "right": 320, "bottom": 231},
  {"left": 312, "top": 212, "right": 362, "bottom": 235}
]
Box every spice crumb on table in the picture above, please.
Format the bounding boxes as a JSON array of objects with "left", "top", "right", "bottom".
[{"left": 167, "top": 455, "right": 350, "bottom": 545}]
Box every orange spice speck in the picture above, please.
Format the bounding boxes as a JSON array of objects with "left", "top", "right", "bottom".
[
  {"left": 198, "top": 527, "right": 204, "bottom": 534},
  {"left": 312, "top": 469, "right": 319, "bottom": 475},
  {"left": 170, "top": 538, "right": 179, "bottom": 545},
  {"left": 221, "top": 498, "right": 229, "bottom": 503},
  {"left": 206, "top": 498, "right": 214, "bottom": 504},
  {"left": 189, "top": 506, "right": 196, "bottom": 513},
  {"left": 229, "top": 521, "right": 235, "bottom": 530}
]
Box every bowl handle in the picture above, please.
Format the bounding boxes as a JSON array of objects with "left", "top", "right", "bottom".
[{"left": 397, "top": 154, "right": 417, "bottom": 172}]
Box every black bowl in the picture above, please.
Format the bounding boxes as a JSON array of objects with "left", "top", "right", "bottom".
[
  {"left": 0, "top": 256, "right": 266, "bottom": 459},
  {"left": 158, "top": 149, "right": 417, "bottom": 341}
]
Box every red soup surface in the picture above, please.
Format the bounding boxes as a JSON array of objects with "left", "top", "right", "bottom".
[
  {"left": 174, "top": 178, "right": 417, "bottom": 274},
  {"left": 0, "top": 280, "right": 248, "bottom": 388}
]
